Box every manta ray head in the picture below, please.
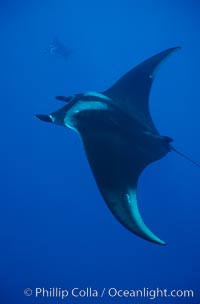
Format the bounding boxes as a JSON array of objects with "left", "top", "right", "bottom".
[{"left": 36, "top": 92, "right": 112, "bottom": 131}]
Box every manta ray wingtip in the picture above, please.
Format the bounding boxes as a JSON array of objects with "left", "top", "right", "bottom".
[
  {"left": 140, "top": 229, "right": 166, "bottom": 246},
  {"left": 172, "top": 46, "right": 182, "bottom": 52},
  {"left": 156, "top": 239, "right": 166, "bottom": 246},
  {"left": 164, "top": 46, "right": 182, "bottom": 59}
]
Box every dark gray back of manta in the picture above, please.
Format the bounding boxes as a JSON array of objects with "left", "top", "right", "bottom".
[
  {"left": 36, "top": 47, "right": 181, "bottom": 245},
  {"left": 79, "top": 48, "right": 179, "bottom": 246}
]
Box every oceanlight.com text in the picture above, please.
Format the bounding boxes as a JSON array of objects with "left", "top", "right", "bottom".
[{"left": 24, "top": 286, "right": 195, "bottom": 300}]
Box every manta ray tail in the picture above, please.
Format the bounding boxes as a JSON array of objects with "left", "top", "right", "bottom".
[{"left": 171, "top": 146, "right": 200, "bottom": 168}]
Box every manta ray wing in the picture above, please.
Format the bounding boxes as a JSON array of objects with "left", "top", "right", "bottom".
[
  {"left": 80, "top": 120, "right": 166, "bottom": 245},
  {"left": 104, "top": 47, "right": 181, "bottom": 133}
]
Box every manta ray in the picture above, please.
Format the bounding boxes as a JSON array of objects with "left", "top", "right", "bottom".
[
  {"left": 36, "top": 47, "right": 199, "bottom": 245},
  {"left": 43, "top": 36, "right": 72, "bottom": 61}
]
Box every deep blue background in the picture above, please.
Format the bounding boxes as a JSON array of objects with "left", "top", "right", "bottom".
[{"left": 1, "top": 0, "right": 200, "bottom": 303}]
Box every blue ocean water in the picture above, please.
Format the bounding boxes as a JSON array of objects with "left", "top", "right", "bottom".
[{"left": 1, "top": 0, "right": 200, "bottom": 303}]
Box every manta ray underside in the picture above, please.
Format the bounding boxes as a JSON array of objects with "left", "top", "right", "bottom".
[{"left": 36, "top": 47, "right": 194, "bottom": 245}]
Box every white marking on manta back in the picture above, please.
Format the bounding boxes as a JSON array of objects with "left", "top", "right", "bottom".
[
  {"left": 84, "top": 91, "right": 112, "bottom": 101},
  {"left": 64, "top": 100, "right": 109, "bottom": 129}
]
